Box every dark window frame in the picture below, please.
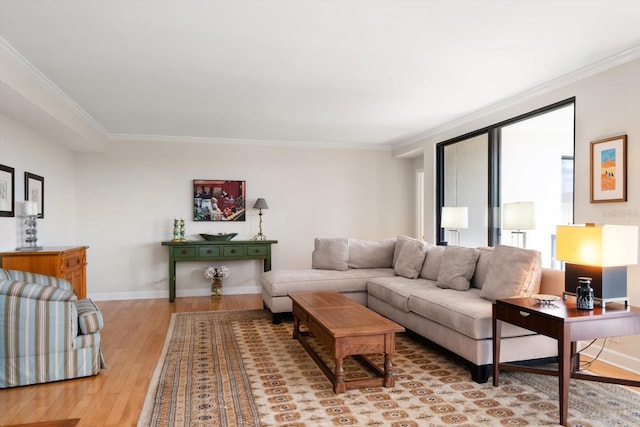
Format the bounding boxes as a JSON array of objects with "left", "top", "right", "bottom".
[{"left": 435, "top": 97, "right": 576, "bottom": 246}]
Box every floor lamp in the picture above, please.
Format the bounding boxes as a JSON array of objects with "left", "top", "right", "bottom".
[{"left": 441, "top": 206, "right": 468, "bottom": 246}]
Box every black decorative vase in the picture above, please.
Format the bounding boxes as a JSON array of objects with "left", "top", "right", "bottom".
[{"left": 576, "top": 277, "right": 594, "bottom": 310}]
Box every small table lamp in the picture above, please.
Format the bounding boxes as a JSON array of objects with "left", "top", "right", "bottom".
[
  {"left": 503, "top": 202, "right": 535, "bottom": 248},
  {"left": 556, "top": 223, "right": 639, "bottom": 307},
  {"left": 252, "top": 198, "right": 269, "bottom": 241},
  {"left": 441, "top": 206, "right": 468, "bottom": 246}
]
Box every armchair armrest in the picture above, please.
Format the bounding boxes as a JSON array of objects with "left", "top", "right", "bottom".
[
  {"left": 0, "top": 279, "right": 76, "bottom": 302},
  {"left": 2, "top": 269, "right": 73, "bottom": 292}
]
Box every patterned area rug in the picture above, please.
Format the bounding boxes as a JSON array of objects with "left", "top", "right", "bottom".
[{"left": 138, "top": 309, "right": 640, "bottom": 426}]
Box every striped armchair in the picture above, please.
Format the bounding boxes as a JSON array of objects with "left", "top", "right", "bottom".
[{"left": 0, "top": 269, "right": 106, "bottom": 388}]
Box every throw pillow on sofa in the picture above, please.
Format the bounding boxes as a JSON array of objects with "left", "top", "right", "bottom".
[
  {"left": 480, "top": 245, "right": 542, "bottom": 301},
  {"left": 311, "top": 238, "right": 349, "bottom": 271},
  {"left": 420, "top": 244, "right": 445, "bottom": 280},
  {"left": 392, "top": 235, "right": 423, "bottom": 267},
  {"left": 436, "top": 246, "right": 480, "bottom": 291},
  {"left": 470, "top": 246, "right": 494, "bottom": 289},
  {"left": 394, "top": 238, "right": 429, "bottom": 279},
  {"left": 348, "top": 238, "right": 396, "bottom": 268}
]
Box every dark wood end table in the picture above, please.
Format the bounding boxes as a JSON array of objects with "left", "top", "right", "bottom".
[
  {"left": 289, "top": 291, "right": 405, "bottom": 393},
  {"left": 493, "top": 296, "right": 640, "bottom": 426}
]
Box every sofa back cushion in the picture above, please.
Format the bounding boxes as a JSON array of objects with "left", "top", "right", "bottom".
[
  {"left": 311, "top": 238, "right": 349, "bottom": 271},
  {"left": 480, "top": 245, "right": 542, "bottom": 301},
  {"left": 471, "top": 246, "right": 494, "bottom": 289},
  {"left": 348, "top": 238, "right": 396, "bottom": 268},
  {"left": 419, "top": 245, "right": 445, "bottom": 280},
  {"left": 392, "top": 236, "right": 423, "bottom": 267},
  {"left": 436, "top": 246, "right": 480, "bottom": 290},
  {"left": 393, "top": 239, "right": 429, "bottom": 279}
]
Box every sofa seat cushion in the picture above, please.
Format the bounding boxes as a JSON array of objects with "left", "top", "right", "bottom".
[
  {"left": 408, "top": 287, "right": 536, "bottom": 340},
  {"left": 367, "top": 277, "right": 437, "bottom": 313},
  {"left": 262, "top": 268, "right": 395, "bottom": 297}
]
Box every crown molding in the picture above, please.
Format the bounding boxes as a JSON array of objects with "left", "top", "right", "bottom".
[
  {"left": 108, "top": 133, "right": 391, "bottom": 151},
  {"left": 392, "top": 44, "right": 640, "bottom": 150},
  {"left": 0, "top": 37, "right": 110, "bottom": 136}
]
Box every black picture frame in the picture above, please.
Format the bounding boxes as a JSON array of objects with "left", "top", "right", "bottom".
[
  {"left": 193, "top": 180, "right": 246, "bottom": 221},
  {"left": 0, "top": 164, "right": 15, "bottom": 217},
  {"left": 25, "top": 172, "right": 45, "bottom": 218}
]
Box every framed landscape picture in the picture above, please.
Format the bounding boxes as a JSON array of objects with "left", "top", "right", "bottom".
[
  {"left": 590, "top": 135, "right": 627, "bottom": 203},
  {"left": 193, "top": 180, "right": 246, "bottom": 221},
  {"left": 25, "top": 172, "right": 45, "bottom": 218},
  {"left": 0, "top": 164, "right": 15, "bottom": 217}
]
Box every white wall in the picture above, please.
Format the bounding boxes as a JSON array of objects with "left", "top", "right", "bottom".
[
  {"left": 73, "top": 140, "right": 414, "bottom": 299},
  {"left": 0, "top": 115, "right": 77, "bottom": 248},
  {"left": 412, "top": 58, "right": 640, "bottom": 373}
]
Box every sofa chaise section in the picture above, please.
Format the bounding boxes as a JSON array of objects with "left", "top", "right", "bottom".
[{"left": 261, "top": 236, "right": 565, "bottom": 383}]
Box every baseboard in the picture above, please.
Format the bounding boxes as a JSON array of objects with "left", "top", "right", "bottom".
[
  {"left": 580, "top": 340, "right": 640, "bottom": 376},
  {"left": 89, "top": 285, "right": 261, "bottom": 301}
]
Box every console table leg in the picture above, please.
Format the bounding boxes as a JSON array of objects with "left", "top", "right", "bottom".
[{"left": 169, "top": 260, "right": 176, "bottom": 302}]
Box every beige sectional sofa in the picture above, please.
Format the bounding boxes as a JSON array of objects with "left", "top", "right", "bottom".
[{"left": 262, "top": 236, "right": 564, "bottom": 382}]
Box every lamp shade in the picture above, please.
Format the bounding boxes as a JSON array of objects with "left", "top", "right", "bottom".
[
  {"left": 441, "top": 206, "right": 468, "bottom": 229},
  {"left": 253, "top": 198, "right": 269, "bottom": 209},
  {"left": 503, "top": 202, "right": 535, "bottom": 231},
  {"left": 556, "top": 224, "right": 638, "bottom": 267}
]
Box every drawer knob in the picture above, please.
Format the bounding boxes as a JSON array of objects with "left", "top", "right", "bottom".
[
  {"left": 519, "top": 311, "right": 530, "bottom": 317},
  {"left": 230, "top": 249, "right": 236, "bottom": 254},
  {"left": 66, "top": 260, "right": 71, "bottom": 267},
  {"left": 76, "top": 257, "right": 81, "bottom": 265},
  {"left": 206, "top": 250, "right": 212, "bottom": 254},
  {"left": 181, "top": 250, "right": 188, "bottom": 255}
]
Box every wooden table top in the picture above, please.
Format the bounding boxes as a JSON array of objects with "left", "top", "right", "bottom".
[
  {"left": 289, "top": 291, "right": 405, "bottom": 338},
  {"left": 497, "top": 296, "right": 640, "bottom": 323}
]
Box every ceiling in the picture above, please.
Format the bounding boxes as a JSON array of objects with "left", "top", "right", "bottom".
[{"left": 1, "top": 0, "right": 640, "bottom": 151}]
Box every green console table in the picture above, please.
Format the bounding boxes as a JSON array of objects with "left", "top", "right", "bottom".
[{"left": 161, "top": 239, "right": 278, "bottom": 302}]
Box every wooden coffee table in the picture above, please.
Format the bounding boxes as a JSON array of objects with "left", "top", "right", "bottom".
[
  {"left": 289, "top": 291, "right": 405, "bottom": 393},
  {"left": 493, "top": 296, "right": 640, "bottom": 426}
]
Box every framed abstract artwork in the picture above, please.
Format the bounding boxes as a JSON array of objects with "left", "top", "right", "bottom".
[
  {"left": 193, "top": 180, "right": 246, "bottom": 221},
  {"left": 590, "top": 135, "right": 627, "bottom": 203},
  {"left": 25, "top": 172, "right": 45, "bottom": 218},
  {"left": 0, "top": 164, "right": 15, "bottom": 217}
]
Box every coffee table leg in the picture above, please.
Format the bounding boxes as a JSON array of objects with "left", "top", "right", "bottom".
[
  {"left": 292, "top": 316, "right": 300, "bottom": 339},
  {"left": 383, "top": 353, "right": 394, "bottom": 387},
  {"left": 334, "top": 357, "right": 346, "bottom": 393}
]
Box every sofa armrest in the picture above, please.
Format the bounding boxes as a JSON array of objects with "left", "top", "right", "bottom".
[{"left": 539, "top": 268, "right": 565, "bottom": 296}]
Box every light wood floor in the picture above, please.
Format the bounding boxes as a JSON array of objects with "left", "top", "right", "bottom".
[{"left": 1, "top": 295, "right": 638, "bottom": 426}]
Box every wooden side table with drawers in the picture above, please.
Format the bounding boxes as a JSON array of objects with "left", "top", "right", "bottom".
[{"left": 0, "top": 246, "right": 88, "bottom": 299}]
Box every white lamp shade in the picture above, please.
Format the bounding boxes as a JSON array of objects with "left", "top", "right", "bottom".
[
  {"left": 503, "top": 202, "right": 535, "bottom": 230},
  {"left": 23, "top": 201, "right": 38, "bottom": 216},
  {"left": 556, "top": 224, "right": 639, "bottom": 267},
  {"left": 441, "top": 206, "right": 468, "bottom": 229}
]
